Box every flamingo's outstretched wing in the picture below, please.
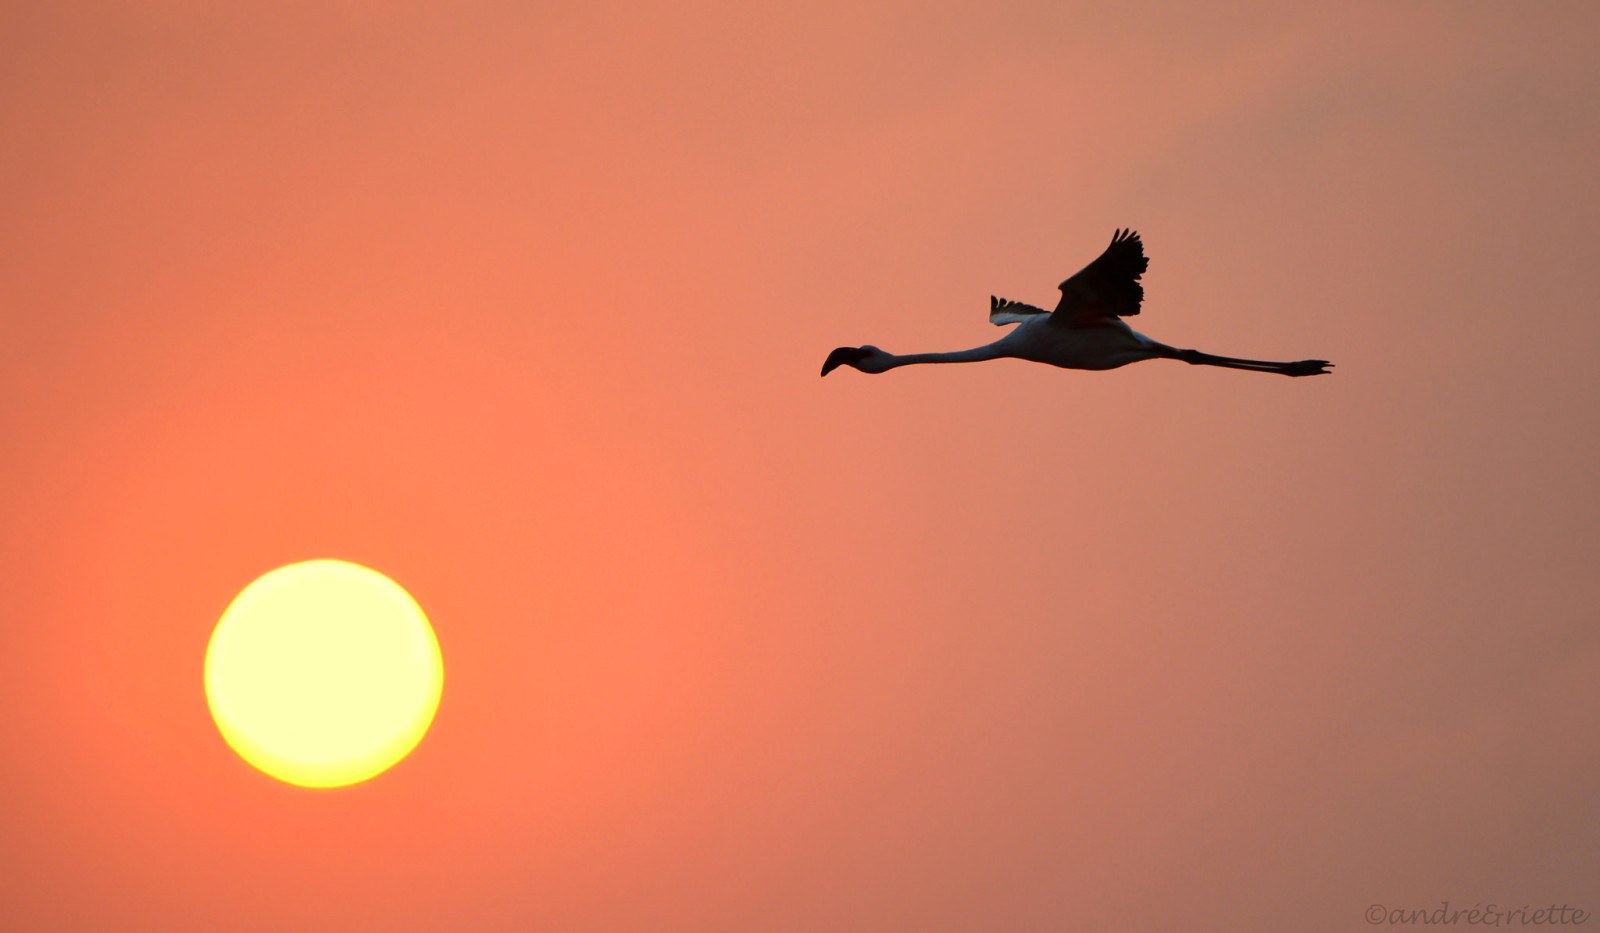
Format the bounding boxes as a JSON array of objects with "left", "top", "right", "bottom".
[
  {"left": 1050, "top": 229, "right": 1148, "bottom": 327},
  {"left": 989, "top": 295, "right": 1051, "bottom": 326}
]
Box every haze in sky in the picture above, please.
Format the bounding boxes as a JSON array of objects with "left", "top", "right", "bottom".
[{"left": 1, "top": 3, "right": 1596, "bottom": 931}]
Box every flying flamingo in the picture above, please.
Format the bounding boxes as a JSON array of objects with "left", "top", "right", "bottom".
[{"left": 821, "top": 229, "right": 1331, "bottom": 378}]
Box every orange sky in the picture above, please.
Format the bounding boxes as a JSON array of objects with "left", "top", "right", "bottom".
[{"left": 2, "top": 3, "right": 1598, "bottom": 930}]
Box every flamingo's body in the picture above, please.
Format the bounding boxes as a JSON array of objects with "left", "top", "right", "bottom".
[{"left": 821, "top": 230, "right": 1331, "bottom": 378}]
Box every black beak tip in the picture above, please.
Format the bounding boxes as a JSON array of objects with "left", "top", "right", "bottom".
[{"left": 821, "top": 346, "right": 864, "bottom": 377}]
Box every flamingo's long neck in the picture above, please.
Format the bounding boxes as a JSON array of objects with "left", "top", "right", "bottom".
[{"left": 886, "top": 342, "right": 1008, "bottom": 369}]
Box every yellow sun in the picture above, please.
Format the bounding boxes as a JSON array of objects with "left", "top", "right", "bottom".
[{"left": 204, "top": 560, "right": 443, "bottom": 788}]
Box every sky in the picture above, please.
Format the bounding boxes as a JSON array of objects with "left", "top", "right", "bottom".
[{"left": 2, "top": 2, "right": 1597, "bottom": 930}]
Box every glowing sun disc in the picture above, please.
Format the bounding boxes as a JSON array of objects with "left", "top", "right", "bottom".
[{"left": 205, "top": 560, "right": 443, "bottom": 788}]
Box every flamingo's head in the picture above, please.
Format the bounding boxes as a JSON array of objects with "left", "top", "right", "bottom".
[{"left": 820, "top": 345, "right": 893, "bottom": 376}]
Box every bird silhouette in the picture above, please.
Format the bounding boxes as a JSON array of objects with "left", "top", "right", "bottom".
[{"left": 821, "top": 229, "right": 1331, "bottom": 378}]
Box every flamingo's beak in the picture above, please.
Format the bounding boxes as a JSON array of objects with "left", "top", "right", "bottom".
[{"left": 820, "top": 346, "right": 869, "bottom": 377}]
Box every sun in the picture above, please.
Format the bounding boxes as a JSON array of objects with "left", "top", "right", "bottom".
[{"left": 204, "top": 560, "right": 443, "bottom": 788}]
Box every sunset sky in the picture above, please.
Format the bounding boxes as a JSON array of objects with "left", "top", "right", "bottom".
[{"left": 2, "top": 3, "right": 1597, "bottom": 930}]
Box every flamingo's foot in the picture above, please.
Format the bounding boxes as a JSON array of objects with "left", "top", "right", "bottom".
[{"left": 1283, "top": 359, "right": 1333, "bottom": 376}]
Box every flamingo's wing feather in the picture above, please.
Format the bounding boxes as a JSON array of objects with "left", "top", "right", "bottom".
[
  {"left": 989, "top": 295, "right": 1051, "bottom": 326},
  {"left": 1050, "top": 228, "right": 1148, "bottom": 327}
]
